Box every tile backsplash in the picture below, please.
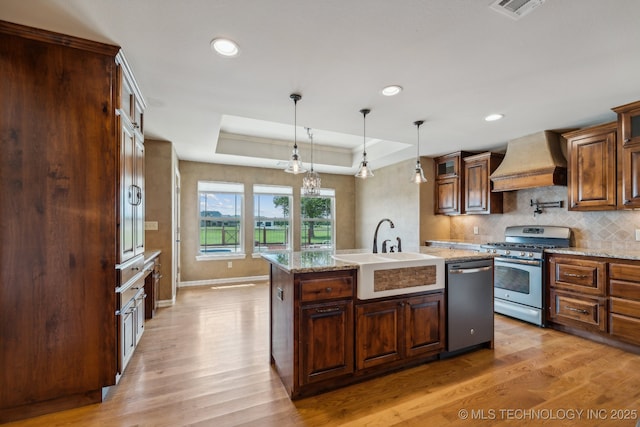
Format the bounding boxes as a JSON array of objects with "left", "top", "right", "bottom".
[{"left": 450, "top": 186, "right": 640, "bottom": 251}]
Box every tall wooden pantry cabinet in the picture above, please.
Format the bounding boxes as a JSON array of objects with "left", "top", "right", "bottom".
[{"left": 0, "top": 20, "right": 145, "bottom": 422}]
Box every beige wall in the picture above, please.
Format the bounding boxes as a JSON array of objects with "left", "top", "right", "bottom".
[
  {"left": 449, "top": 185, "right": 640, "bottom": 250},
  {"left": 420, "top": 158, "right": 451, "bottom": 243},
  {"left": 179, "top": 161, "right": 356, "bottom": 283},
  {"left": 144, "top": 139, "right": 178, "bottom": 302},
  {"left": 355, "top": 159, "right": 423, "bottom": 251}
]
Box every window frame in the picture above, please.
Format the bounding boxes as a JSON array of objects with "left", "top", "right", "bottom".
[
  {"left": 253, "top": 185, "right": 293, "bottom": 256},
  {"left": 300, "top": 188, "right": 336, "bottom": 252},
  {"left": 196, "top": 181, "right": 245, "bottom": 261}
]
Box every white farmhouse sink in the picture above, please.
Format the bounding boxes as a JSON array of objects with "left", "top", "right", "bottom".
[{"left": 332, "top": 252, "right": 445, "bottom": 300}]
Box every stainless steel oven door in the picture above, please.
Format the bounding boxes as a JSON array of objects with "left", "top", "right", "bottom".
[{"left": 493, "top": 257, "right": 542, "bottom": 308}]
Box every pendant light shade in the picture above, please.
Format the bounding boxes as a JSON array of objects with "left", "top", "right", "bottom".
[
  {"left": 355, "top": 108, "right": 374, "bottom": 179},
  {"left": 302, "top": 127, "right": 321, "bottom": 196},
  {"left": 284, "top": 93, "right": 307, "bottom": 174},
  {"left": 411, "top": 120, "right": 427, "bottom": 184}
]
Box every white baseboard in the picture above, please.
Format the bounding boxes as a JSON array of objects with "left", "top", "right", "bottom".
[
  {"left": 179, "top": 275, "right": 269, "bottom": 288},
  {"left": 157, "top": 298, "right": 175, "bottom": 307}
]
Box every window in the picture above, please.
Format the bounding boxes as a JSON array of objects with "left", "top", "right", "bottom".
[
  {"left": 254, "top": 185, "right": 292, "bottom": 253},
  {"left": 300, "top": 188, "right": 335, "bottom": 250},
  {"left": 198, "top": 181, "right": 244, "bottom": 257}
]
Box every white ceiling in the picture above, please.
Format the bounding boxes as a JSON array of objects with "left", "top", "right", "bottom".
[{"left": 3, "top": 0, "right": 640, "bottom": 174}]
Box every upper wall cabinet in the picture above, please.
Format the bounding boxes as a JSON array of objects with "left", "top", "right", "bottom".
[
  {"left": 464, "top": 152, "right": 504, "bottom": 214},
  {"left": 612, "top": 100, "right": 640, "bottom": 208},
  {"left": 564, "top": 122, "right": 618, "bottom": 211},
  {"left": 434, "top": 151, "right": 504, "bottom": 215},
  {"left": 116, "top": 53, "right": 146, "bottom": 265},
  {"left": 433, "top": 151, "right": 473, "bottom": 215}
]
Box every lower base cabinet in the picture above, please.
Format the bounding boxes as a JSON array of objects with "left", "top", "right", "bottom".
[
  {"left": 117, "top": 284, "right": 146, "bottom": 379},
  {"left": 269, "top": 264, "right": 446, "bottom": 399},
  {"left": 609, "top": 262, "right": 640, "bottom": 345},
  {"left": 356, "top": 293, "right": 445, "bottom": 370},
  {"left": 300, "top": 300, "right": 354, "bottom": 385}
]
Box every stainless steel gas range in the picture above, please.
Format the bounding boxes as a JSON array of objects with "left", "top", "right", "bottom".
[{"left": 481, "top": 226, "right": 571, "bottom": 326}]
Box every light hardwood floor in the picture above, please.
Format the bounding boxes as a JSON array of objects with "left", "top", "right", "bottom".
[{"left": 7, "top": 283, "right": 640, "bottom": 426}]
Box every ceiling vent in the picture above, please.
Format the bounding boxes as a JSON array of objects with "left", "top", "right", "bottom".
[{"left": 490, "top": 0, "right": 546, "bottom": 20}]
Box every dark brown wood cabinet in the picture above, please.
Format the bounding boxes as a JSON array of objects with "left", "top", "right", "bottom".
[
  {"left": 613, "top": 100, "right": 640, "bottom": 208},
  {"left": 300, "top": 300, "right": 354, "bottom": 385},
  {"left": 0, "top": 21, "right": 135, "bottom": 422},
  {"left": 463, "top": 152, "right": 504, "bottom": 214},
  {"left": 270, "top": 267, "right": 356, "bottom": 398},
  {"left": 434, "top": 151, "right": 473, "bottom": 215},
  {"left": 355, "top": 293, "right": 444, "bottom": 370},
  {"left": 609, "top": 262, "right": 640, "bottom": 346},
  {"left": 564, "top": 122, "right": 617, "bottom": 211},
  {"left": 548, "top": 255, "right": 607, "bottom": 333}
]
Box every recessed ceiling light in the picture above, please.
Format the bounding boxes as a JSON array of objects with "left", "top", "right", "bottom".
[
  {"left": 381, "top": 85, "right": 403, "bottom": 96},
  {"left": 484, "top": 113, "right": 504, "bottom": 122},
  {"left": 210, "top": 38, "right": 239, "bottom": 57}
]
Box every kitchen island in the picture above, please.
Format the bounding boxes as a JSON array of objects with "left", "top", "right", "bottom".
[{"left": 263, "top": 248, "right": 493, "bottom": 398}]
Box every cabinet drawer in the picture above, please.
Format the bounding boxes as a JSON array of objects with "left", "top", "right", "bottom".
[
  {"left": 610, "top": 263, "right": 640, "bottom": 284},
  {"left": 610, "top": 297, "right": 640, "bottom": 318},
  {"left": 549, "top": 290, "right": 606, "bottom": 332},
  {"left": 300, "top": 276, "right": 353, "bottom": 302},
  {"left": 610, "top": 279, "right": 640, "bottom": 301},
  {"left": 610, "top": 313, "right": 640, "bottom": 345},
  {"left": 549, "top": 257, "right": 606, "bottom": 296}
]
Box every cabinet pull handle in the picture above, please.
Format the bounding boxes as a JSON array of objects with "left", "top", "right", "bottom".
[
  {"left": 624, "top": 138, "right": 631, "bottom": 143},
  {"left": 325, "top": 287, "right": 333, "bottom": 293},
  {"left": 563, "top": 273, "right": 588, "bottom": 279},
  {"left": 564, "top": 306, "right": 589, "bottom": 315},
  {"left": 315, "top": 307, "right": 341, "bottom": 314}
]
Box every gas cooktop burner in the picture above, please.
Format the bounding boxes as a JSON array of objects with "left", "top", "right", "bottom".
[{"left": 482, "top": 242, "right": 559, "bottom": 251}]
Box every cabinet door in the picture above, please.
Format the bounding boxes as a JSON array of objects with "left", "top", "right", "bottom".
[
  {"left": 121, "top": 303, "right": 136, "bottom": 373},
  {"left": 566, "top": 124, "right": 617, "bottom": 211},
  {"left": 619, "top": 142, "right": 640, "bottom": 208},
  {"left": 613, "top": 101, "right": 640, "bottom": 147},
  {"left": 119, "top": 119, "right": 136, "bottom": 263},
  {"left": 356, "top": 300, "right": 402, "bottom": 370},
  {"left": 435, "top": 177, "right": 460, "bottom": 215},
  {"left": 299, "top": 300, "right": 354, "bottom": 385},
  {"left": 134, "top": 138, "right": 145, "bottom": 256},
  {"left": 404, "top": 294, "right": 445, "bottom": 358},
  {"left": 134, "top": 289, "right": 145, "bottom": 344}
]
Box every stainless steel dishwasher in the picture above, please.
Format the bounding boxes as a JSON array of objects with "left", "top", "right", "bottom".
[{"left": 446, "top": 259, "right": 494, "bottom": 353}]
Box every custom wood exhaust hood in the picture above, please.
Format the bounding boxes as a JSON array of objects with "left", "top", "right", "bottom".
[{"left": 490, "top": 130, "right": 567, "bottom": 192}]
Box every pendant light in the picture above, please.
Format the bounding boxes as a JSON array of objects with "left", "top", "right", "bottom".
[
  {"left": 355, "top": 108, "right": 374, "bottom": 178},
  {"left": 302, "top": 127, "right": 321, "bottom": 196},
  {"left": 411, "top": 120, "right": 427, "bottom": 184},
  {"left": 284, "top": 93, "right": 307, "bottom": 174}
]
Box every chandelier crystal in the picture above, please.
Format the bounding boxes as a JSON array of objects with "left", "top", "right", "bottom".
[{"left": 302, "top": 127, "right": 321, "bottom": 196}]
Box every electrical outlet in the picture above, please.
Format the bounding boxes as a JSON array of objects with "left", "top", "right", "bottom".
[
  {"left": 473, "top": 226, "right": 479, "bottom": 235},
  {"left": 636, "top": 229, "right": 640, "bottom": 241},
  {"left": 227, "top": 261, "right": 233, "bottom": 268},
  {"left": 144, "top": 221, "right": 158, "bottom": 230}
]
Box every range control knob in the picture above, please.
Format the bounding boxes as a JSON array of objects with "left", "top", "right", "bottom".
[
  {"left": 492, "top": 249, "right": 497, "bottom": 254},
  {"left": 528, "top": 252, "right": 534, "bottom": 257},
  {"left": 520, "top": 251, "right": 525, "bottom": 257},
  {"left": 505, "top": 250, "right": 510, "bottom": 255}
]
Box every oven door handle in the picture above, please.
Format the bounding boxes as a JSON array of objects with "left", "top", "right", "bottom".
[
  {"left": 495, "top": 257, "right": 542, "bottom": 266},
  {"left": 449, "top": 265, "right": 493, "bottom": 274}
]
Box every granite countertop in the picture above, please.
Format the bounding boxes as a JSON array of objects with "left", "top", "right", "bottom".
[
  {"left": 545, "top": 247, "right": 640, "bottom": 261},
  {"left": 261, "top": 247, "right": 493, "bottom": 274},
  {"left": 261, "top": 251, "right": 358, "bottom": 274}
]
